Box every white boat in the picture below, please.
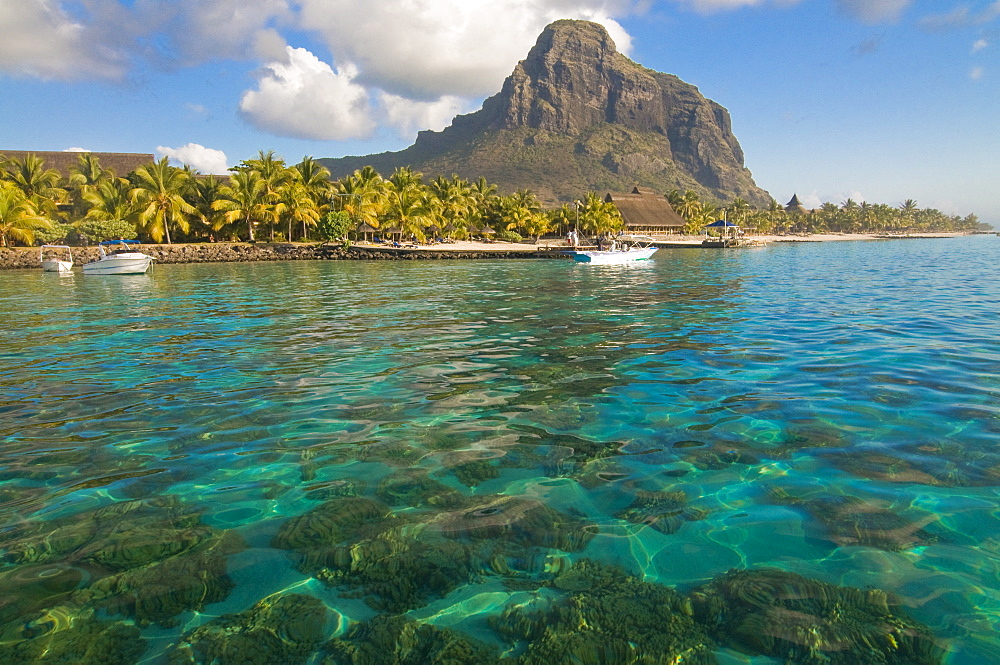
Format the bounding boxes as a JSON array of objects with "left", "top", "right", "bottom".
[
  {"left": 40, "top": 245, "right": 73, "bottom": 272},
  {"left": 570, "top": 246, "right": 658, "bottom": 264},
  {"left": 82, "top": 240, "right": 153, "bottom": 275}
]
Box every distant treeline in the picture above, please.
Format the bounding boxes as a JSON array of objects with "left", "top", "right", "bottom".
[{"left": 0, "top": 150, "right": 988, "bottom": 247}]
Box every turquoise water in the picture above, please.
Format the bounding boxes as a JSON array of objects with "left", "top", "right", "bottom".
[{"left": 0, "top": 236, "right": 997, "bottom": 664}]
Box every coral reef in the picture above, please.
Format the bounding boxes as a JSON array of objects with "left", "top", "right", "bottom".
[
  {"left": 690, "top": 568, "right": 943, "bottom": 665},
  {"left": 323, "top": 614, "right": 503, "bottom": 665},
  {"left": 169, "top": 593, "right": 327, "bottom": 665}
]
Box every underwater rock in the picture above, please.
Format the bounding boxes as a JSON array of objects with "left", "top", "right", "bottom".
[
  {"left": 690, "top": 568, "right": 944, "bottom": 665},
  {"left": 89, "top": 529, "right": 245, "bottom": 627},
  {"left": 0, "top": 615, "right": 145, "bottom": 665},
  {"left": 169, "top": 593, "right": 327, "bottom": 665},
  {"left": 492, "top": 559, "right": 717, "bottom": 665},
  {"left": 3, "top": 496, "right": 222, "bottom": 569},
  {"left": 767, "top": 488, "right": 938, "bottom": 552},
  {"left": 450, "top": 459, "right": 502, "bottom": 487},
  {"left": 616, "top": 489, "right": 708, "bottom": 535},
  {"left": 0, "top": 564, "right": 89, "bottom": 642},
  {"left": 303, "top": 479, "right": 366, "bottom": 501},
  {"left": 314, "top": 529, "right": 477, "bottom": 613},
  {"left": 323, "top": 614, "right": 503, "bottom": 665},
  {"left": 428, "top": 495, "right": 597, "bottom": 552},
  {"left": 825, "top": 451, "right": 942, "bottom": 486},
  {"left": 375, "top": 469, "right": 463, "bottom": 507},
  {"left": 273, "top": 497, "right": 482, "bottom": 612},
  {"left": 0, "top": 497, "right": 246, "bottom": 628},
  {"left": 271, "top": 497, "right": 394, "bottom": 553}
]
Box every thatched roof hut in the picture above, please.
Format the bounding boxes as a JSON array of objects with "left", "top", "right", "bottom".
[
  {"left": 605, "top": 186, "right": 685, "bottom": 233},
  {"left": 785, "top": 194, "right": 809, "bottom": 215},
  {"left": 0, "top": 150, "right": 155, "bottom": 178}
]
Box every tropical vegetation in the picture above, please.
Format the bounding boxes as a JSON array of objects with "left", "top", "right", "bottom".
[{"left": 0, "top": 151, "right": 990, "bottom": 247}]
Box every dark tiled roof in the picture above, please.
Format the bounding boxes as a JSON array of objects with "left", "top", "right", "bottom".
[
  {"left": 0, "top": 150, "right": 155, "bottom": 178},
  {"left": 605, "top": 186, "right": 686, "bottom": 229}
]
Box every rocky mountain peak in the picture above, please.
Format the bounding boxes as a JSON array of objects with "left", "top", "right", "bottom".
[{"left": 322, "top": 19, "right": 771, "bottom": 206}]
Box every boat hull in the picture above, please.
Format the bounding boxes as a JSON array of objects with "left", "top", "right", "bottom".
[
  {"left": 83, "top": 253, "right": 153, "bottom": 275},
  {"left": 42, "top": 260, "right": 73, "bottom": 272},
  {"left": 570, "top": 247, "right": 658, "bottom": 264}
]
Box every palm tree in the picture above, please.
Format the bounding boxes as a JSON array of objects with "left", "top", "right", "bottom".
[
  {"left": 3, "top": 154, "right": 67, "bottom": 219},
  {"left": 429, "top": 175, "right": 473, "bottom": 239},
  {"left": 576, "top": 191, "right": 622, "bottom": 236},
  {"left": 676, "top": 190, "right": 703, "bottom": 222},
  {"left": 337, "top": 167, "right": 387, "bottom": 234},
  {"left": 83, "top": 177, "right": 135, "bottom": 224},
  {"left": 0, "top": 182, "right": 49, "bottom": 246},
  {"left": 278, "top": 180, "right": 321, "bottom": 242},
  {"left": 236, "top": 150, "right": 292, "bottom": 241},
  {"left": 186, "top": 175, "right": 227, "bottom": 241},
  {"left": 549, "top": 203, "right": 576, "bottom": 237},
  {"left": 727, "top": 197, "right": 751, "bottom": 226},
  {"left": 129, "top": 157, "right": 195, "bottom": 244},
  {"left": 385, "top": 187, "right": 435, "bottom": 241},
  {"left": 214, "top": 170, "right": 274, "bottom": 242},
  {"left": 292, "top": 157, "right": 332, "bottom": 239},
  {"left": 69, "top": 153, "right": 114, "bottom": 219}
]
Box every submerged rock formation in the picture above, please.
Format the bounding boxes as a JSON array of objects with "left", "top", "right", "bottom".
[{"left": 321, "top": 20, "right": 770, "bottom": 206}]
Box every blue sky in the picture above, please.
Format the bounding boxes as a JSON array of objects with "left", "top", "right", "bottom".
[{"left": 1, "top": 0, "right": 997, "bottom": 223}]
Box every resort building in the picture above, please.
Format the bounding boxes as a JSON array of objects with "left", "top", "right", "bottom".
[
  {"left": 785, "top": 194, "right": 810, "bottom": 215},
  {"left": 0, "top": 150, "right": 155, "bottom": 178},
  {"left": 605, "top": 186, "right": 686, "bottom": 234}
]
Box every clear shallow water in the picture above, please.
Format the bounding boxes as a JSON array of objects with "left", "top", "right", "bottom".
[{"left": 0, "top": 236, "right": 997, "bottom": 664}]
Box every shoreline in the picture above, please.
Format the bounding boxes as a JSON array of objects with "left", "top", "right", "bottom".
[{"left": 0, "top": 232, "right": 973, "bottom": 270}]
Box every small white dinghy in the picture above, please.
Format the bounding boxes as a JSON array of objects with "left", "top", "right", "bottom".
[
  {"left": 40, "top": 245, "right": 74, "bottom": 272},
  {"left": 82, "top": 239, "right": 153, "bottom": 275},
  {"left": 569, "top": 237, "right": 658, "bottom": 264}
]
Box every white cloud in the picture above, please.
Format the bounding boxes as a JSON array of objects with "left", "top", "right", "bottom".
[
  {"left": 920, "top": 2, "right": 1000, "bottom": 31},
  {"left": 970, "top": 66, "right": 984, "bottom": 80},
  {"left": 380, "top": 93, "right": 473, "bottom": 139},
  {"left": 836, "top": 0, "right": 912, "bottom": 24},
  {"left": 166, "top": 0, "right": 292, "bottom": 65},
  {"left": 0, "top": 0, "right": 127, "bottom": 79},
  {"left": 63, "top": 147, "right": 91, "bottom": 152},
  {"left": 973, "top": 38, "right": 989, "bottom": 52},
  {"left": 297, "top": 0, "right": 632, "bottom": 100},
  {"left": 157, "top": 143, "right": 230, "bottom": 174},
  {"left": 239, "top": 46, "right": 376, "bottom": 141},
  {"left": 671, "top": 0, "right": 802, "bottom": 13}
]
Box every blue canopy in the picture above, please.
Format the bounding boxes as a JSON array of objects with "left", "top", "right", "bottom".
[
  {"left": 99, "top": 239, "right": 140, "bottom": 245},
  {"left": 705, "top": 220, "right": 739, "bottom": 228}
]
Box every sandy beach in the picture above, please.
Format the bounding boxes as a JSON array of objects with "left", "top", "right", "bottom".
[{"left": 354, "top": 232, "right": 970, "bottom": 253}]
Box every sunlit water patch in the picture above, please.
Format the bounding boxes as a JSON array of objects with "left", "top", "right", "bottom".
[{"left": 0, "top": 236, "right": 997, "bottom": 664}]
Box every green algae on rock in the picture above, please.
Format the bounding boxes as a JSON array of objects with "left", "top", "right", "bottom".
[
  {"left": 492, "top": 559, "right": 717, "bottom": 665},
  {"left": 1, "top": 497, "right": 246, "bottom": 627},
  {"left": 690, "top": 568, "right": 944, "bottom": 665},
  {"left": 168, "top": 593, "right": 327, "bottom": 665},
  {"left": 427, "top": 495, "right": 597, "bottom": 552},
  {"left": 766, "top": 488, "right": 939, "bottom": 552},
  {"left": 615, "top": 489, "right": 708, "bottom": 535},
  {"left": 0, "top": 615, "right": 145, "bottom": 665},
  {"left": 323, "top": 615, "right": 503, "bottom": 665}
]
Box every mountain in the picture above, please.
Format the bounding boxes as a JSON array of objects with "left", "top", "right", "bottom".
[{"left": 319, "top": 19, "right": 770, "bottom": 206}]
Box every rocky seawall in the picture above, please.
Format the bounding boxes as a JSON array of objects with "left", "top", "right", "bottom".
[{"left": 0, "top": 243, "right": 563, "bottom": 270}]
